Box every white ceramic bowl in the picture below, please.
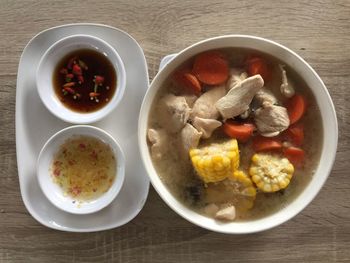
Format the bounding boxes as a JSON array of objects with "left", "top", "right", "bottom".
[
  {"left": 37, "top": 125, "right": 125, "bottom": 214},
  {"left": 138, "top": 35, "right": 338, "bottom": 233},
  {"left": 36, "top": 34, "right": 126, "bottom": 124}
]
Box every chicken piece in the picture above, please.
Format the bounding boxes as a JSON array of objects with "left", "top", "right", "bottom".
[
  {"left": 260, "top": 131, "right": 281, "bottom": 138},
  {"left": 215, "top": 75, "right": 264, "bottom": 120},
  {"left": 180, "top": 123, "right": 202, "bottom": 156},
  {"left": 147, "top": 129, "right": 168, "bottom": 160},
  {"left": 183, "top": 94, "right": 198, "bottom": 108},
  {"left": 204, "top": 203, "right": 220, "bottom": 217},
  {"left": 254, "top": 103, "right": 290, "bottom": 135},
  {"left": 239, "top": 109, "right": 251, "bottom": 119},
  {"left": 279, "top": 65, "right": 295, "bottom": 98},
  {"left": 157, "top": 94, "right": 191, "bottom": 133},
  {"left": 226, "top": 68, "right": 248, "bottom": 90},
  {"left": 192, "top": 117, "right": 222, "bottom": 139},
  {"left": 254, "top": 87, "right": 278, "bottom": 106},
  {"left": 215, "top": 205, "right": 236, "bottom": 221},
  {"left": 190, "top": 85, "right": 226, "bottom": 120},
  {"left": 249, "top": 153, "right": 294, "bottom": 192}
]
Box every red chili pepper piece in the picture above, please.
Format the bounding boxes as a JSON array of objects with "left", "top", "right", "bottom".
[
  {"left": 70, "top": 186, "right": 81, "bottom": 196},
  {"left": 72, "top": 64, "right": 82, "bottom": 75},
  {"left": 90, "top": 150, "right": 98, "bottom": 160},
  {"left": 63, "top": 82, "right": 76, "bottom": 87},
  {"left": 89, "top": 92, "right": 100, "bottom": 97},
  {"left": 78, "top": 75, "right": 84, "bottom": 83},
  {"left": 53, "top": 168, "right": 60, "bottom": 177},
  {"left": 63, "top": 87, "right": 75, "bottom": 94},
  {"left": 66, "top": 73, "right": 74, "bottom": 79},
  {"left": 94, "top": 75, "right": 104, "bottom": 85},
  {"left": 79, "top": 143, "right": 86, "bottom": 149}
]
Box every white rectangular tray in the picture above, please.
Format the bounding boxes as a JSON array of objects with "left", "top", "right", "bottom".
[{"left": 16, "top": 23, "right": 150, "bottom": 232}]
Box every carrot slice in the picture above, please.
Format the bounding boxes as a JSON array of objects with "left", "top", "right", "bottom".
[
  {"left": 192, "top": 51, "right": 229, "bottom": 85},
  {"left": 223, "top": 122, "right": 255, "bottom": 143},
  {"left": 173, "top": 70, "right": 202, "bottom": 95},
  {"left": 252, "top": 136, "right": 283, "bottom": 152},
  {"left": 246, "top": 56, "right": 271, "bottom": 82},
  {"left": 286, "top": 94, "right": 306, "bottom": 124},
  {"left": 284, "top": 123, "right": 304, "bottom": 146},
  {"left": 283, "top": 147, "right": 305, "bottom": 167}
]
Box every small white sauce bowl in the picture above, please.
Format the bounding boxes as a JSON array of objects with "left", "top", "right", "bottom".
[
  {"left": 37, "top": 125, "right": 125, "bottom": 214},
  {"left": 138, "top": 35, "right": 338, "bottom": 234},
  {"left": 36, "top": 34, "right": 126, "bottom": 124}
]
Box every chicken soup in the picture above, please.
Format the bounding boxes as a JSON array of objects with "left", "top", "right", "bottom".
[{"left": 147, "top": 49, "right": 322, "bottom": 221}]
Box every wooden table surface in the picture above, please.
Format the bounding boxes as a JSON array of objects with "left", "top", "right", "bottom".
[{"left": 1, "top": 0, "right": 349, "bottom": 262}]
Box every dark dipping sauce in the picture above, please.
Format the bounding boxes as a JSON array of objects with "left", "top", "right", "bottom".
[{"left": 53, "top": 49, "right": 117, "bottom": 113}]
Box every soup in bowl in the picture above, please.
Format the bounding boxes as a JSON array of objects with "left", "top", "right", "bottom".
[{"left": 138, "top": 35, "right": 337, "bottom": 233}]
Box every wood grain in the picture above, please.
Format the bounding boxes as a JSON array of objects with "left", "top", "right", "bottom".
[{"left": 1, "top": 0, "right": 350, "bottom": 262}]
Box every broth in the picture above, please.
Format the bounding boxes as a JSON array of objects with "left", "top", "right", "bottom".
[{"left": 147, "top": 48, "right": 323, "bottom": 221}]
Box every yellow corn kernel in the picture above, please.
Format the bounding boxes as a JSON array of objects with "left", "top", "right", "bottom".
[
  {"left": 252, "top": 154, "right": 259, "bottom": 163},
  {"left": 284, "top": 163, "right": 294, "bottom": 174},
  {"left": 212, "top": 155, "right": 222, "bottom": 163},
  {"left": 189, "top": 149, "right": 200, "bottom": 158},
  {"left": 191, "top": 155, "right": 200, "bottom": 164},
  {"left": 203, "top": 158, "right": 211, "bottom": 168},
  {"left": 257, "top": 181, "right": 265, "bottom": 190},
  {"left": 242, "top": 186, "right": 257, "bottom": 197},
  {"left": 263, "top": 184, "right": 272, "bottom": 192},
  {"left": 271, "top": 184, "right": 280, "bottom": 192},
  {"left": 279, "top": 178, "right": 289, "bottom": 189},
  {"left": 214, "top": 163, "right": 223, "bottom": 171}
]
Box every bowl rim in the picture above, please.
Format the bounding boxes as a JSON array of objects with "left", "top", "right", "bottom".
[
  {"left": 37, "top": 125, "right": 125, "bottom": 215},
  {"left": 138, "top": 34, "right": 338, "bottom": 234},
  {"left": 36, "top": 34, "right": 126, "bottom": 124}
]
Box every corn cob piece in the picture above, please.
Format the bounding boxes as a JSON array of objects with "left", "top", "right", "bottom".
[
  {"left": 249, "top": 153, "right": 294, "bottom": 192},
  {"left": 205, "top": 170, "right": 257, "bottom": 210},
  {"left": 189, "top": 139, "right": 239, "bottom": 183},
  {"left": 226, "top": 170, "right": 257, "bottom": 198}
]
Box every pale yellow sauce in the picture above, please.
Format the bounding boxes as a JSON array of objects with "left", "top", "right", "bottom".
[{"left": 50, "top": 135, "right": 116, "bottom": 202}]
